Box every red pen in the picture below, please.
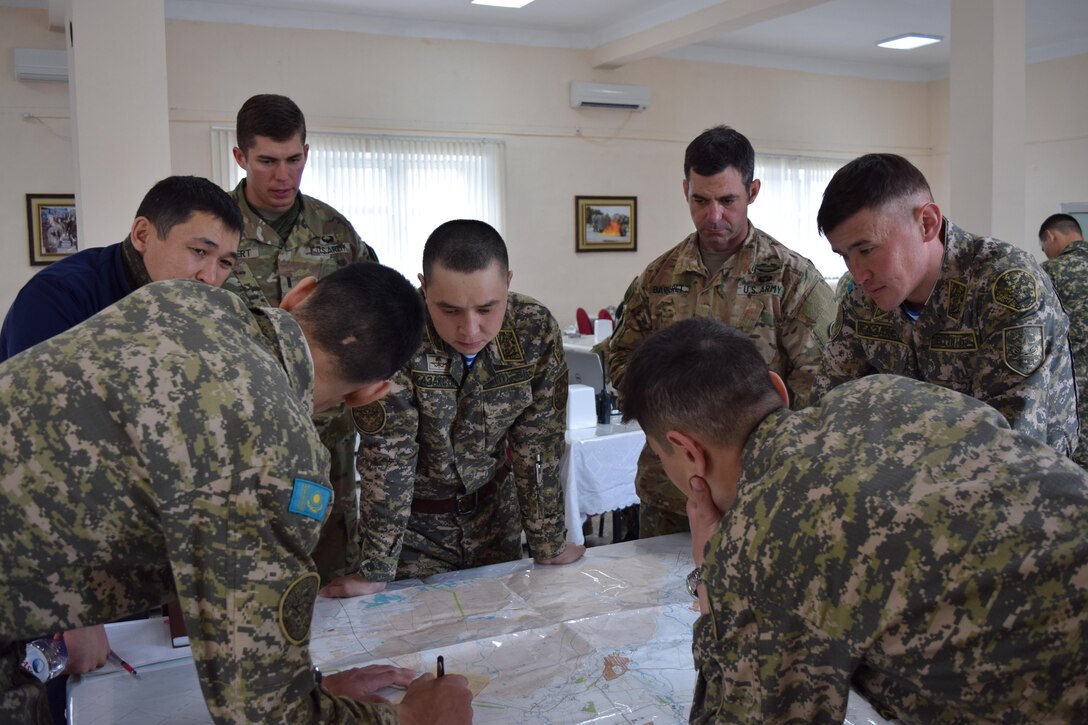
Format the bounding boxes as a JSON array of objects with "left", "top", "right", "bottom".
[{"left": 107, "top": 650, "right": 141, "bottom": 680}]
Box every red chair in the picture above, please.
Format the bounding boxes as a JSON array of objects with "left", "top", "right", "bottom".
[
  {"left": 576, "top": 307, "right": 594, "bottom": 335},
  {"left": 597, "top": 309, "right": 613, "bottom": 323}
]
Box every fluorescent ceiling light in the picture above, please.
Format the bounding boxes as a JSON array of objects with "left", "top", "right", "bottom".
[
  {"left": 471, "top": 0, "right": 536, "bottom": 7},
  {"left": 877, "top": 33, "right": 942, "bottom": 50}
]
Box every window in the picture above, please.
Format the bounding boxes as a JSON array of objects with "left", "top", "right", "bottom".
[
  {"left": 753, "top": 154, "right": 847, "bottom": 284},
  {"left": 212, "top": 129, "right": 506, "bottom": 282}
]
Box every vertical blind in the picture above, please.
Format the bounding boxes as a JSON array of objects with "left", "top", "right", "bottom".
[
  {"left": 211, "top": 128, "right": 506, "bottom": 282},
  {"left": 753, "top": 154, "right": 847, "bottom": 283}
]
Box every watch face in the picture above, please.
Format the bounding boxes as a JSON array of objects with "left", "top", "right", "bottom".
[{"left": 686, "top": 566, "right": 703, "bottom": 598}]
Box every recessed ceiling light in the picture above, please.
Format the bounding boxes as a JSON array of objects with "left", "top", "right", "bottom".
[
  {"left": 471, "top": 0, "right": 536, "bottom": 7},
  {"left": 877, "top": 33, "right": 942, "bottom": 50}
]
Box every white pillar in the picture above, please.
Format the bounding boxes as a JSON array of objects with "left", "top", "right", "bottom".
[
  {"left": 949, "top": 0, "right": 1026, "bottom": 244},
  {"left": 67, "top": 0, "right": 171, "bottom": 248}
]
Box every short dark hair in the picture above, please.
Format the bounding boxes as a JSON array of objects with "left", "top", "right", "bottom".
[
  {"left": 235, "top": 94, "right": 307, "bottom": 152},
  {"left": 134, "top": 176, "right": 243, "bottom": 239},
  {"left": 421, "top": 219, "right": 509, "bottom": 278},
  {"left": 292, "top": 262, "right": 424, "bottom": 383},
  {"left": 1039, "top": 213, "right": 1083, "bottom": 240},
  {"left": 817, "top": 153, "right": 933, "bottom": 236},
  {"left": 683, "top": 126, "right": 756, "bottom": 186},
  {"left": 620, "top": 318, "right": 782, "bottom": 448}
]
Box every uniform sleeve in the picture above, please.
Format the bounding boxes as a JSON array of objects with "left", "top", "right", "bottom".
[
  {"left": 507, "top": 313, "right": 568, "bottom": 559},
  {"left": 810, "top": 300, "right": 873, "bottom": 405},
  {"left": 163, "top": 468, "right": 398, "bottom": 724},
  {"left": 777, "top": 273, "right": 836, "bottom": 409},
  {"left": 968, "top": 268, "right": 1077, "bottom": 454},
  {"left": 606, "top": 275, "right": 651, "bottom": 406},
  {"left": 344, "top": 220, "right": 378, "bottom": 264},
  {"left": 354, "top": 371, "right": 420, "bottom": 581}
]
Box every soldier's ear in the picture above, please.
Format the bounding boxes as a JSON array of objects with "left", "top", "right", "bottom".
[
  {"left": 280, "top": 277, "right": 318, "bottom": 311},
  {"left": 130, "top": 217, "right": 154, "bottom": 253}
]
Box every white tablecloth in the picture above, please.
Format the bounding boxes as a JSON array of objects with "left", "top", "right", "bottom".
[{"left": 561, "top": 417, "right": 645, "bottom": 545}]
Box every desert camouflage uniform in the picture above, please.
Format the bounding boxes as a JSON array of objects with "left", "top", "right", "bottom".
[
  {"left": 694, "top": 374, "right": 1088, "bottom": 723},
  {"left": 0, "top": 280, "right": 396, "bottom": 725},
  {"left": 607, "top": 226, "right": 835, "bottom": 535},
  {"left": 353, "top": 292, "right": 568, "bottom": 581},
  {"left": 225, "top": 180, "right": 377, "bottom": 583},
  {"left": 813, "top": 218, "right": 1078, "bottom": 458},
  {"left": 1043, "top": 239, "right": 1088, "bottom": 468}
]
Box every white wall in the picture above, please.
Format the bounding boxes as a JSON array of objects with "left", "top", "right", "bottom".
[{"left": 3, "top": 8, "right": 1086, "bottom": 323}]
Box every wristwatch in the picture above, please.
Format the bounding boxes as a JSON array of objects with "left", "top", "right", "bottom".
[{"left": 685, "top": 566, "right": 703, "bottom": 598}]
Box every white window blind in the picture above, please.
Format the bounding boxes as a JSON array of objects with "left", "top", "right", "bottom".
[
  {"left": 753, "top": 154, "right": 847, "bottom": 284},
  {"left": 212, "top": 128, "right": 506, "bottom": 282}
]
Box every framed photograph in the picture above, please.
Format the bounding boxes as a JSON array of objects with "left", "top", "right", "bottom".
[
  {"left": 27, "top": 193, "right": 78, "bottom": 266},
  {"left": 575, "top": 196, "right": 637, "bottom": 252}
]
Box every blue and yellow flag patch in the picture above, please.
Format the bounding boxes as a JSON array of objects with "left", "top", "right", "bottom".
[{"left": 289, "top": 479, "right": 332, "bottom": 521}]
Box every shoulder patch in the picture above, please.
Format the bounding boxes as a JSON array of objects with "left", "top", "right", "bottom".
[
  {"left": 992, "top": 269, "right": 1037, "bottom": 312},
  {"left": 289, "top": 479, "right": 332, "bottom": 521},
  {"left": 278, "top": 573, "right": 319, "bottom": 645},
  {"left": 352, "top": 401, "right": 387, "bottom": 435},
  {"left": 827, "top": 304, "right": 843, "bottom": 341},
  {"left": 1003, "top": 325, "right": 1044, "bottom": 376},
  {"left": 553, "top": 374, "right": 569, "bottom": 413}
]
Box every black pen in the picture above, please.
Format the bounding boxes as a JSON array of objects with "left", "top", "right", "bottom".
[{"left": 436, "top": 655, "right": 444, "bottom": 678}]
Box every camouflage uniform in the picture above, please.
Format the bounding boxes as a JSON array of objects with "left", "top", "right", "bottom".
[
  {"left": 1042, "top": 239, "right": 1088, "bottom": 468},
  {"left": 694, "top": 374, "right": 1088, "bottom": 723},
  {"left": 225, "top": 180, "right": 377, "bottom": 583},
  {"left": 353, "top": 292, "right": 568, "bottom": 581},
  {"left": 607, "top": 227, "right": 836, "bottom": 535},
  {"left": 0, "top": 280, "right": 396, "bottom": 724},
  {"left": 813, "top": 218, "right": 1078, "bottom": 458}
]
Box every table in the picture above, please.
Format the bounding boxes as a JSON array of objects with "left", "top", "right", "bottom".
[
  {"left": 561, "top": 416, "right": 644, "bottom": 546},
  {"left": 561, "top": 333, "right": 600, "bottom": 355},
  {"left": 68, "top": 534, "right": 891, "bottom": 724}
]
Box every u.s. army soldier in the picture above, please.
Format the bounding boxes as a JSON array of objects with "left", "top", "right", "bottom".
[
  {"left": 1040, "top": 213, "right": 1088, "bottom": 468},
  {"left": 607, "top": 125, "right": 836, "bottom": 538},
  {"left": 813, "top": 153, "right": 1078, "bottom": 458},
  {"left": 0, "top": 264, "right": 474, "bottom": 724},
  {"left": 224, "top": 94, "right": 380, "bottom": 584},
  {"left": 321, "top": 220, "right": 584, "bottom": 598},
  {"left": 622, "top": 317, "right": 1088, "bottom": 723}
]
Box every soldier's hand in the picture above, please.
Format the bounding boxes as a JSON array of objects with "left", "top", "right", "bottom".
[
  {"left": 394, "top": 672, "right": 473, "bottom": 725},
  {"left": 319, "top": 574, "right": 388, "bottom": 598},
  {"left": 322, "top": 664, "right": 415, "bottom": 699},
  {"left": 535, "top": 542, "right": 586, "bottom": 565},
  {"left": 686, "top": 475, "right": 723, "bottom": 567},
  {"left": 62, "top": 624, "right": 110, "bottom": 674}
]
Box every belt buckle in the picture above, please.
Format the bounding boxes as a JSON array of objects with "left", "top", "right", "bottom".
[{"left": 455, "top": 490, "right": 478, "bottom": 516}]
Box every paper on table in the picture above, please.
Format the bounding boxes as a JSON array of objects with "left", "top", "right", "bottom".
[{"left": 83, "top": 619, "right": 192, "bottom": 677}]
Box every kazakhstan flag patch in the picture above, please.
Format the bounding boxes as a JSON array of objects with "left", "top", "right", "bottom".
[{"left": 289, "top": 479, "right": 332, "bottom": 521}]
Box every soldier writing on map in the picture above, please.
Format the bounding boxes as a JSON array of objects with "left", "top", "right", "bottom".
[
  {"left": 813, "top": 153, "right": 1078, "bottom": 457},
  {"left": 621, "top": 317, "right": 1088, "bottom": 722}
]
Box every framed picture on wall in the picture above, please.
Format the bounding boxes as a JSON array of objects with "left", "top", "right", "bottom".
[
  {"left": 27, "top": 193, "right": 78, "bottom": 266},
  {"left": 575, "top": 196, "right": 637, "bottom": 252}
]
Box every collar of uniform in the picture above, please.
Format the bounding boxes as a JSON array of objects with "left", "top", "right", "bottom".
[
  {"left": 120, "top": 234, "right": 153, "bottom": 291},
  {"left": 675, "top": 226, "right": 756, "bottom": 277},
  {"left": 253, "top": 306, "right": 316, "bottom": 414},
  {"left": 233, "top": 179, "right": 306, "bottom": 246},
  {"left": 1060, "top": 239, "right": 1088, "bottom": 257}
]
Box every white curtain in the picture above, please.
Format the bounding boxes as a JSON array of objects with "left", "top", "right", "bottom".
[
  {"left": 211, "top": 128, "right": 506, "bottom": 282},
  {"left": 752, "top": 154, "right": 847, "bottom": 284}
]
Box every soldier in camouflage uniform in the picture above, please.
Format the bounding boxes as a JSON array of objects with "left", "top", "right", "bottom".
[
  {"left": 224, "top": 94, "right": 380, "bottom": 584},
  {"left": 1040, "top": 213, "right": 1088, "bottom": 468},
  {"left": 607, "top": 126, "right": 836, "bottom": 538},
  {"left": 0, "top": 266, "right": 475, "bottom": 724},
  {"left": 321, "top": 220, "right": 584, "bottom": 598},
  {"left": 621, "top": 318, "right": 1088, "bottom": 723},
  {"left": 813, "top": 154, "right": 1078, "bottom": 458}
]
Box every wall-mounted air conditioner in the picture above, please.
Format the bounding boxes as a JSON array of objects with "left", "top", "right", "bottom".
[
  {"left": 570, "top": 82, "right": 650, "bottom": 111},
  {"left": 14, "top": 48, "right": 68, "bottom": 82}
]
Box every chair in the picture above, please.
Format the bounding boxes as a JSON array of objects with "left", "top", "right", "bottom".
[
  {"left": 597, "top": 308, "right": 613, "bottom": 323},
  {"left": 576, "top": 307, "right": 593, "bottom": 335}
]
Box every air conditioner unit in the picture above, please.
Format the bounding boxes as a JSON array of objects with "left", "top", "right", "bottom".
[
  {"left": 570, "top": 82, "right": 650, "bottom": 111},
  {"left": 14, "top": 48, "right": 68, "bottom": 82}
]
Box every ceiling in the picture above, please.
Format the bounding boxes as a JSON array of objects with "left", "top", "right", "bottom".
[{"left": 11, "top": 0, "right": 1088, "bottom": 81}]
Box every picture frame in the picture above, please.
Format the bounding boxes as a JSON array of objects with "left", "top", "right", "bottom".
[
  {"left": 27, "top": 193, "right": 78, "bottom": 266},
  {"left": 575, "top": 196, "right": 637, "bottom": 252}
]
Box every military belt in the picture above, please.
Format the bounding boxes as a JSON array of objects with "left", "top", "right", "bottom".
[{"left": 411, "top": 460, "right": 511, "bottom": 516}]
